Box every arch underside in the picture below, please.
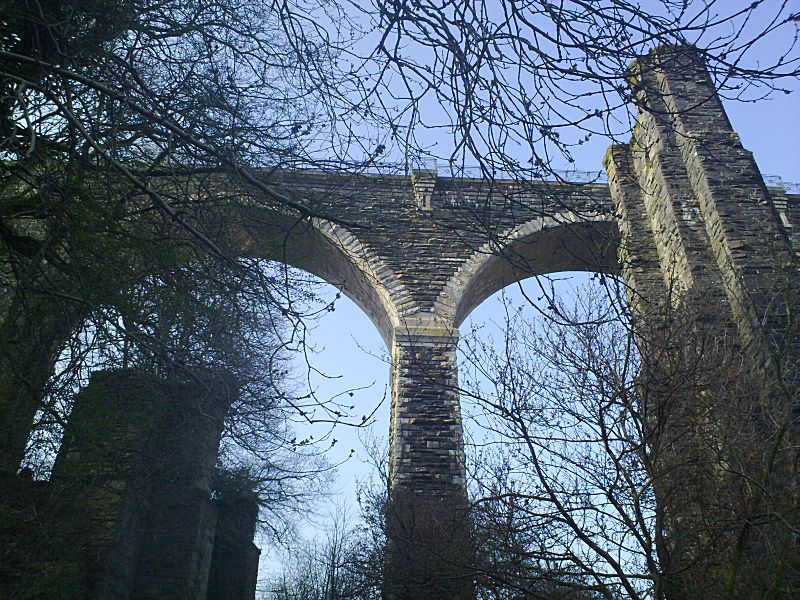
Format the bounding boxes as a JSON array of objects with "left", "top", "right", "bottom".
[
  {"left": 233, "top": 209, "right": 621, "bottom": 338},
  {"left": 452, "top": 219, "right": 620, "bottom": 327},
  {"left": 231, "top": 208, "right": 397, "bottom": 347}
]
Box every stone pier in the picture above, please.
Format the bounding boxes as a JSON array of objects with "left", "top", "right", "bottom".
[{"left": 384, "top": 321, "right": 472, "bottom": 599}]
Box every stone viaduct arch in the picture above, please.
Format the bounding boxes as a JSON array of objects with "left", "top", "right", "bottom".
[
  {"left": 229, "top": 174, "right": 624, "bottom": 599},
  {"left": 2, "top": 44, "right": 798, "bottom": 599},
  {"left": 234, "top": 45, "right": 799, "bottom": 599},
  {"left": 232, "top": 209, "right": 401, "bottom": 346},
  {"left": 444, "top": 214, "right": 619, "bottom": 328}
]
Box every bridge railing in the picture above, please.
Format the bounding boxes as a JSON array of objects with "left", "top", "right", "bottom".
[
  {"left": 763, "top": 175, "right": 800, "bottom": 195},
  {"left": 274, "top": 160, "right": 798, "bottom": 192}
]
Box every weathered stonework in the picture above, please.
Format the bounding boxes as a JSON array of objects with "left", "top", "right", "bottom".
[
  {"left": 0, "top": 370, "right": 256, "bottom": 600},
  {"left": 1, "top": 43, "right": 797, "bottom": 599},
  {"left": 206, "top": 482, "right": 261, "bottom": 600},
  {"left": 605, "top": 45, "right": 799, "bottom": 598}
]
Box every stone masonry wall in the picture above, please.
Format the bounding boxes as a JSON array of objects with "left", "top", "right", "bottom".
[
  {"left": 131, "top": 373, "right": 231, "bottom": 600},
  {"left": 384, "top": 329, "right": 473, "bottom": 599},
  {"left": 637, "top": 46, "right": 797, "bottom": 371},
  {"left": 50, "top": 369, "right": 168, "bottom": 598},
  {"left": 605, "top": 45, "right": 800, "bottom": 598},
  {"left": 46, "top": 369, "right": 234, "bottom": 600}
]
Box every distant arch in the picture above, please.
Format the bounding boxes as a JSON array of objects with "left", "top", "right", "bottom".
[{"left": 441, "top": 213, "right": 619, "bottom": 327}]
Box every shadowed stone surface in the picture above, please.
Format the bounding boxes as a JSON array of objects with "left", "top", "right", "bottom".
[
  {"left": 0, "top": 370, "right": 252, "bottom": 600},
  {"left": 605, "top": 45, "right": 799, "bottom": 598},
  {"left": 206, "top": 484, "right": 261, "bottom": 600},
  {"left": 52, "top": 370, "right": 232, "bottom": 600}
]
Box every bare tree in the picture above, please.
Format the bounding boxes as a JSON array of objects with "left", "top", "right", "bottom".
[
  {"left": 459, "top": 280, "right": 799, "bottom": 599},
  {"left": 0, "top": 0, "right": 377, "bottom": 475},
  {"left": 262, "top": 503, "right": 382, "bottom": 600},
  {"left": 352, "top": 0, "right": 799, "bottom": 177}
]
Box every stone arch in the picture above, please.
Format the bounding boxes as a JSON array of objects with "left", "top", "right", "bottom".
[
  {"left": 231, "top": 208, "right": 404, "bottom": 347},
  {"left": 8, "top": 207, "right": 402, "bottom": 476},
  {"left": 439, "top": 213, "right": 620, "bottom": 328}
]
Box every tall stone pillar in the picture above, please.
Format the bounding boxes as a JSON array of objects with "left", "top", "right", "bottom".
[
  {"left": 206, "top": 476, "right": 261, "bottom": 600},
  {"left": 49, "top": 369, "right": 167, "bottom": 598},
  {"left": 629, "top": 45, "right": 797, "bottom": 362},
  {"left": 605, "top": 44, "right": 799, "bottom": 599},
  {"left": 49, "top": 369, "right": 232, "bottom": 600},
  {"left": 384, "top": 318, "right": 473, "bottom": 600},
  {"left": 132, "top": 373, "right": 231, "bottom": 600}
]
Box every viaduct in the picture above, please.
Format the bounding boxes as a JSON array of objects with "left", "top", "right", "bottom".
[{"left": 1, "top": 45, "right": 798, "bottom": 598}]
